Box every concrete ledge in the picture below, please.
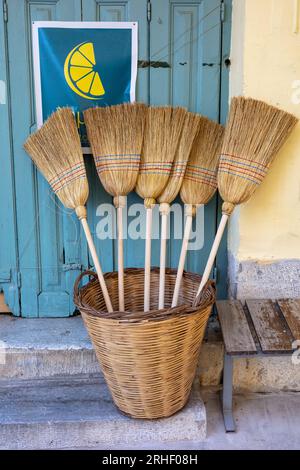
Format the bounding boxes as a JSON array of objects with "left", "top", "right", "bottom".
[
  {"left": 0, "top": 376, "right": 206, "bottom": 450},
  {"left": 233, "top": 356, "right": 300, "bottom": 392},
  {"left": 228, "top": 255, "right": 300, "bottom": 299},
  {"left": 198, "top": 341, "right": 224, "bottom": 387},
  {"left": 199, "top": 341, "right": 300, "bottom": 393}
]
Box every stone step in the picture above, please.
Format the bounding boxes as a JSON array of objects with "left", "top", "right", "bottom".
[
  {"left": 0, "top": 315, "right": 101, "bottom": 379},
  {"left": 0, "top": 376, "right": 206, "bottom": 449}
]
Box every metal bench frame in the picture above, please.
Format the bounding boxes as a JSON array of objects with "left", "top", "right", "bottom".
[
  {"left": 222, "top": 350, "right": 293, "bottom": 432},
  {"left": 216, "top": 299, "right": 300, "bottom": 432}
]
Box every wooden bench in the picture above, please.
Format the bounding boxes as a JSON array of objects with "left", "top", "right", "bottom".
[{"left": 216, "top": 299, "right": 300, "bottom": 432}]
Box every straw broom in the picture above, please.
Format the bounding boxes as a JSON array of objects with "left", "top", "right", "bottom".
[
  {"left": 171, "top": 117, "right": 224, "bottom": 307},
  {"left": 24, "top": 108, "right": 113, "bottom": 313},
  {"left": 84, "top": 103, "right": 146, "bottom": 311},
  {"left": 135, "top": 106, "right": 187, "bottom": 311},
  {"left": 157, "top": 112, "right": 200, "bottom": 309},
  {"left": 194, "top": 97, "right": 298, "bottom": 301}
]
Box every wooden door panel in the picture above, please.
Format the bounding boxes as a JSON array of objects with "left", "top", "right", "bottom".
[{"left": 7, "top": 0, "right": 82, "bottom": 317}]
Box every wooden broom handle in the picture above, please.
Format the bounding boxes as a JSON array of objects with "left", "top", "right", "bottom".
[
  {"left": 117, "top": 206, "right": 125, "bottom": 311},
  {"left": 194, "top": 213, "right": 229, "bottom": 300},
  {"left": 144, "top": 207, "right": 153, "bottom": 312},
  {"left": 171, "top": 205, "right": 195, "bottom": 308},
  {"left": 115, "top": 196, "right": 126, "bottom": 312},
  {"left": 80, "top": 217, "right": 113, "bottom": 313},
  {"left": 158, "top": 203, "right": 170, "bottom": 310}
]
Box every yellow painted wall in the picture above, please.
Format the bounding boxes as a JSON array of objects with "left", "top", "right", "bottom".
[{"left": 229, "top": 0, "right": 300, "bottom": 261}]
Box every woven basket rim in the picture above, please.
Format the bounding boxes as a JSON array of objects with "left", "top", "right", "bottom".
[{"left": 74, "top": 267, "right": 215, "bottom": 323}]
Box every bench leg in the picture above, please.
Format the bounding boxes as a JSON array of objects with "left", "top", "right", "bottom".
[{"left": 221, "top": 353, "right": 236, "bottom": 432}]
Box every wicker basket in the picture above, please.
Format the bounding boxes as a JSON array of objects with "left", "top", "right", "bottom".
[{"left": 74, "top": 267, "right": 215, "bottom": 419}]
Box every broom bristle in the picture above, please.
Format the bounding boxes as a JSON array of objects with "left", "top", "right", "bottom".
[
  {"left": 218, "top": 97, "right": 298, "bottom": 213},
  {"left": 180, "top": 117, "right": 224, "bottom": 205},
  {"left": 84, "top": 103, "right": 147, "bottom": 199},
  {"left": 24, "top": 108, "right": 88, "bottom": 211},
  {"left": 158, "top": 112, "right": 201, "bottom": 204},
  {"left": 135, "top": 106, "right": 187, "bottom": 207}
]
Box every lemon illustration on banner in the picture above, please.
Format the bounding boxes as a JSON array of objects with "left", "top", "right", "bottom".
[{"left": 64, "top": 42, "right": 105, "bottom": 100}]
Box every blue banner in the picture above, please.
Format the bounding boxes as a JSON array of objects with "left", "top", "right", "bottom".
[{"left": 32, "top": 22, "right": 138, "bottom": 147}]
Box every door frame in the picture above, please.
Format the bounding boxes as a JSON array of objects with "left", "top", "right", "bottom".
[
  {"left": 2, "top": 0, "right": 83, "bottom": 317},
  {"left": 216, "top": 0, "right": 232, "bottom": 299},
  {"left": 0, "top": 0, "right": 20, "bottom": 315}
]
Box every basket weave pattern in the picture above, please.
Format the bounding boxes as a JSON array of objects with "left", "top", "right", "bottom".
[{"left": 74, "top": 268, "right": 215, "bottom": 419}]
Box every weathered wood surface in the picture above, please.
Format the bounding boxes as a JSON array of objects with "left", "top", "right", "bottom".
[
  {"left": 277, "top": 299, "right": 300, "bottom": 341},
  {"left": 0, "top": 294, "right": 10, "bottom": 313},
  {"left": 216, "top": 300, "right": 257, "bottom": 355},
  {"left": 246, "top": 300, "right": 293, "bottom": 353}
]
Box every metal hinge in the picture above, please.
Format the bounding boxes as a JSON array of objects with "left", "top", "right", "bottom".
[
  {"left": 220, "top": 1, "right": 225, "bottom": 23},
  {"left": 147, "top": 1, "right": 152, "bottom": 22},
  {"left": 0, "top": 270, "right": 21, "bottom": 290},
  {"left": 3, "top": 1, "right": 8, "bottom": 22},
  {"left": 62, "top": 263, "right": 82, "bottom": 272},
  {"left": 0, "top": 270, "right": 11, "bottom": 284},
  {"left": 138, "top": 60, "right": 170, "bottom": 68}
]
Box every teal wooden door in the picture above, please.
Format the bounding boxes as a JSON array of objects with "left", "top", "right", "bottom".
[
  {"left": 4, "top": 0, "right": 85, "bottom": 317},
  {"left": 1, "top": 0, "right": 230, "bottom": 316}
]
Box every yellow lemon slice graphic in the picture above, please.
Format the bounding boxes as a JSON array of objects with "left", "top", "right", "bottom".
[{"left": 64, "top": 42, "right": 105, "bottom": 100}]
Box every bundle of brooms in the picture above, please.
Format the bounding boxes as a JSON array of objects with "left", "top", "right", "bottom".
[{"left": 23, "top": 99, "right": 298, "bottom": 313}]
